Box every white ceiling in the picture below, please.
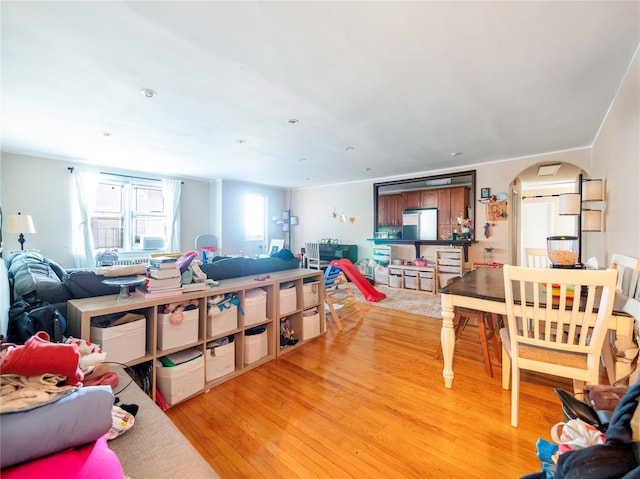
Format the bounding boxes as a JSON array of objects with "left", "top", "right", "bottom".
[{"left": 1, "top": 1, "right": 638, "bottom": 189}]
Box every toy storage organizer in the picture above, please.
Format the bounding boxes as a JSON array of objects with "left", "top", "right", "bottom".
[{"left": 67, "top": 269, "right": 326, "bottom": 408}]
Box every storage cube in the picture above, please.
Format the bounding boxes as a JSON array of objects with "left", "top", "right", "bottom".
[
  {"left": 419, "top": 271, "right": 435, "bottom": 292},
  {"left": 404, "top": 272, "right": 417, "bottom": 289},
  {"left": 244, "top": 288, "right": 267, "bottom": 326},
  {"left": 90, "top": 315, "right": 146, "bottom": 364},
  {"left": 279, "top": 286, "right": 297, "bottom": 315},
  {"left": 374, "top": 267, "right": 389, "bottom": 285},
  {"left": 207, "top": 303, "right": 238, "bottom": 337},
  {"left": 302, "top": 282, "right": 319, "bottom": 308},
  {"left": 205, "top": 340, "right": 235, "bottom": 381},
  {"left": 244, "top": 327, "right": 268, "bottom": 364},
  {"left": 302, "top": 310, "right": 321, "bottom": 340},
  {"left": 156, "top": 354, "right": 204, "bottom": 406},
  {"left": 157, "top": 308, "right": 199, "bottom": 351},
  {"left": 389, "top": 272, "right": 402, "bottom": 288}
]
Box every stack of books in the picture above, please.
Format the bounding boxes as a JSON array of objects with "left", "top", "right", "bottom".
[{"left": 135, "top": 256, "right": 183, "bottom": 298}]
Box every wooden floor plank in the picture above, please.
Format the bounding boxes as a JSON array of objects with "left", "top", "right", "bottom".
[{"left": 166, "top": 304, "right": 575, "bottom": 478}]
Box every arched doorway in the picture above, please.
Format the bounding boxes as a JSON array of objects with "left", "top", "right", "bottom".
[{"left": 509, "top": 162, "right": 583, "bottom": 265}]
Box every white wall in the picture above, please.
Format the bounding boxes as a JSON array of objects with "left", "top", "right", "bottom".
[
  {"left": 2, "top": 48, "right": 638, "bottom": 268},
  {"left": 0, "top": 153, "right": 217, "bottom": 268},
  {"left": 591, "top": 47, "right": 640, "bottom": 265}
]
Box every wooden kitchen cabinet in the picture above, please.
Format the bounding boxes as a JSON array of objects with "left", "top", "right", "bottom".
[{"left": 378, "top": 194, "right": 403, "bottom": 226}]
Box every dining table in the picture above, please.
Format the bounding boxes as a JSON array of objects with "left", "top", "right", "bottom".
[{"left": 438, "top": 267, "right": 635, "bottom": 388}]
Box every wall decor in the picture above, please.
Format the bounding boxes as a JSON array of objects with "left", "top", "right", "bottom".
[
  {"left": 481, "top": 187, "right": 490, "bottom": 199},
  {"left": 486, "top": 201, "right": 507, "bottom": 221}
]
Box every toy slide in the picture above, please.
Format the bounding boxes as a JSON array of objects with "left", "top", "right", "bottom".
[{"left": 330, "top": 259, "right": 386, "bottom": 302}]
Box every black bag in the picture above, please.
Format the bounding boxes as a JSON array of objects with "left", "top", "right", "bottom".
[{"left": 7, "top": 299, "right": 66, "bottom": 344}]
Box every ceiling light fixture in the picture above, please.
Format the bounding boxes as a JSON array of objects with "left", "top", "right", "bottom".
[
  {"left": 364, "top": 168, "right": 372, "bottom": 172},
  {"left": 345, "top": 146, "right": 355, "bottom": 152},
  {"left": 537, "top": 164, "right": 561, "bottom": 176},
  {"left": 235, "top": 139, "right": 245, "bottom": 144},
  {"left": 288, "top": 119, "right": 299, "bottom": 124},
  {"left": 450, "top": 152, "right": 462, "bottom": 157},
  {"left": 140, "top": 88, "right": 157, "bottom": 98},
  {"left": 102, "top": 132, "right": 112, "bottom": 137}
]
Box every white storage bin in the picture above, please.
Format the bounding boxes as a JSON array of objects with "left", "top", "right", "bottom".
[
  {"left": 90, "top": 315, "right": 146, "bottom": 364},
  {"left": 419, "top": 272, "right": 435, "bottom": 292},
  {"left": 302, "top": 310, "right": 321, "bottom": 340},
  {"left": 302, "top": 282, "right": 319, "bottom": 308},
  {"left": 374, "top": 267, "right": 389, "bottom": 285},
  {"left": 439, "top": 265, "right": 461, "bottom": 273},
  {"left": 279, "top": 286, "right": 297, "bottom": 315},
  {"left": 244, "top": 328, "right": 268, "bottom": 364},
  {"left": 389, "top": 273, "right": 402, "bottom": 288},
  {"left": 207, "top": 304, "right": 238, "bottom": 337},
  {"left": 156, "top": 355, "right": 204, "bottom": 406},
  {"left": 244, "top": 288, "right": 267, "bottom": 326},
  {"left": 404, "top": 273, "right": 417, "bottom": 289},
  {"left": 157, "top": 308, "right": 199, "bottom": 351},
  {"left": 205, "top": 340, "right": 235, "bottom": 381},
  {"left": 439, "top": 273, "right": 460, "bottom": 288}
]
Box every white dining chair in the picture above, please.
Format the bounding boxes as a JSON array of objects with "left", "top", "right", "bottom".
[
  {"left": 304, "top": 242, "right": 330, "bottom": 270},
  {"left": 610, "top": 253, "right": 640, "bottom": 300},
  {"left": 500, "top": 265, "right": 617, "bottom": 427},
  {"left": 524, "top": 248, "right": 550, "bottom": 268}
]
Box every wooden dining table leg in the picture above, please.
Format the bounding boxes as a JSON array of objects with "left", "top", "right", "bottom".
[{"left": 441, "top": 293, "right": 456, "bottom": 388}]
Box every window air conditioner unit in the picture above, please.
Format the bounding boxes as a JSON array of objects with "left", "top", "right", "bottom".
[{"left": 140, "top": 235, "right": 166, "bottom": 250}]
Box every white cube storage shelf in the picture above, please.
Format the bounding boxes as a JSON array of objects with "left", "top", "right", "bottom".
[
  {"left": 207, "top": 303, "right": 238, "bottom": 337},
  {"left": 157, "top": 308, "right": 199, "bottom": 351},
  {"left": 67, "top": 268, "right": 326, "bottom": 409},
  {"left": 156, "top": 354, "right": 205, "bottom": 406},
  {"left": 90, "top": 315, "right": 146, "bottom": 364},
  {"left": 205, "top": 340, "right": 235, "bottom": 382}
]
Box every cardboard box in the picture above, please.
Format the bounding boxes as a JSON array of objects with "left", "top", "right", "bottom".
[
  {"left": 207, "top": 304, "right": 238, "bottom": 337},
  {"left": 244, "top": 288, "right": 267, "bottom": 326},
  {"left": 156, "top": 354, "right": 204, "bottom": 406},
  {"left": 205, "top": 340, "right": 235, "bottom": 381},
  {"left": 302, "top": 310, "right": 321, "bottom": 340},
  {"left": 157, "top": 308, "right": 199, "bottom": 351},
  {"left": 302, "top": 282, "right": 319, "bottom": 308},
  {"left": 244, "top": 328, "right": 268, "bottom": 364},
  {"left": 279, "top": 286, "right": 297, "bottom": 315},
  {"left": 90, "top": 315, "right": 146, "bottom": 364}
]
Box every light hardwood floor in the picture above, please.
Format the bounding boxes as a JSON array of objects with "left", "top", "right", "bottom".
[{"left": 166, "top": 304, "right": 573, "bottom": 479}]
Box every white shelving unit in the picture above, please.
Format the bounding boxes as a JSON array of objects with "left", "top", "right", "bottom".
[{"left": 436, "top": 248, "right": 465, "bottom": 289}]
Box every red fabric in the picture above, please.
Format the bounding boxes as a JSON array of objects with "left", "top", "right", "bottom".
[
  {"left": 0, "top": 332, "right": 84, "bottom": 385},
  {"left": 1, "top": 436, "right": 124, "bottom": 479}
]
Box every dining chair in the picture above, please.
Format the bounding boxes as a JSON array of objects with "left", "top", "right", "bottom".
[
  {"left": 610, "top": 253, "right": 640, "bottom": 300},
  {"left": 304, "top": 242, "right": 330, "bottom": 270},
  {"left": 524, "top": 248, "right": 550, "bottom": 268},
  {"left": 500, "top": 265, "right": 617, "bottom": 427}
]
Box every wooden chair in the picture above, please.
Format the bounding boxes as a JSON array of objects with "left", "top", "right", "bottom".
[
  {"left": 305, "top": 242, "right": 330, "bottom": 270},
  {"left": 500, "top": 265, "right": 617, "bottom": 427},
  {"left": 434, "top": 308, "right": 502, "bottom": 377},
  {"left": 610, "top": 254, "right": 640, "bottom": 300},
  {"left": 323, "top": 265, "right": 362, "bottom": 331},
  {"left": 525, "top": 248, "right": 550, "bottom": 268}
]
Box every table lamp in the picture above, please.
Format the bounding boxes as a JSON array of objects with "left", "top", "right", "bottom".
[{"left": 6, "top": 212, "right": 36, "bottom": 250}]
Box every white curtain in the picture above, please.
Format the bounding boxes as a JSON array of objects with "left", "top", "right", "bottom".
[
  {"left": 71, "top": 169, "right": 99, "bottom": 268},
  {"left": 163, "top": 179, "right": 181, "bottom": 252}
]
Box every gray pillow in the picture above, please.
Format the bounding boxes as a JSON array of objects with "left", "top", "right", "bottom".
[{"left": 0, "top": 385, "right": 114, "bottom": 468}]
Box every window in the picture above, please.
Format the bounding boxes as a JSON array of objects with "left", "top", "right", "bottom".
[
  {"left": 243, "top": 193, "right": 265, "bottom": 242},
  {"left": 91, "top": 179, "right": 167, "bottom": 251}
]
